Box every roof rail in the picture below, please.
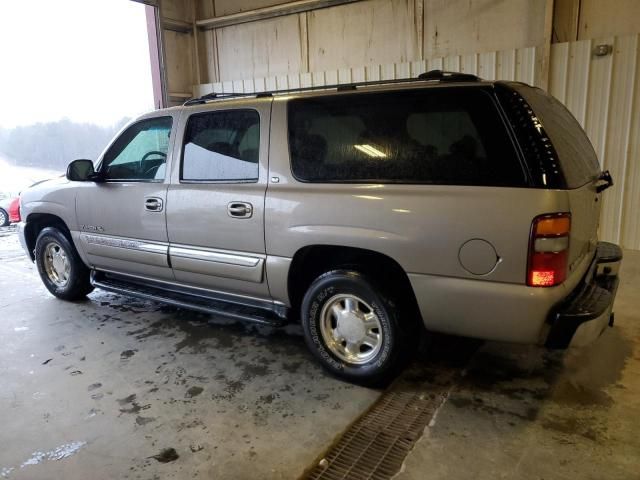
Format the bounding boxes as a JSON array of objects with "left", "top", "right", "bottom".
[
  {"left": 183, "top": 91, "right": 259, "bottom": 106},
  {"left": 183, "top": 70, "right": 483, "bottom": 106}
]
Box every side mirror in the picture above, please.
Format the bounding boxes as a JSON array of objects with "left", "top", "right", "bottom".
[{"left": 66, "top": 159, "right": 96, "bottom": 181}]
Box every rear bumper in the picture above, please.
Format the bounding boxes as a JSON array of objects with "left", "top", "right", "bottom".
[{"left": 545, "top": 241, "right": 622, "bottom": 349}]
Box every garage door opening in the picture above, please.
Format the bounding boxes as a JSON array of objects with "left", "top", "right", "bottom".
[{"left": 0, "top": 0, "right": 154, "bottom": 198}]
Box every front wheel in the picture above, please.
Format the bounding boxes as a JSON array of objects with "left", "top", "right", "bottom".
[
  {"left": 301, "top": 270, "right": 417, "bottom": 386},
  {"left": 0, "top": 208, "right": 9, "bottom": 227},
  {"left": 35, "top": 227, "right": 94, "bottom": 300}
]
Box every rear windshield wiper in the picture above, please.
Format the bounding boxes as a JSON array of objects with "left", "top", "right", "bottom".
[{"left": 596, "top": 170, "right": 613, "bottom": 193}]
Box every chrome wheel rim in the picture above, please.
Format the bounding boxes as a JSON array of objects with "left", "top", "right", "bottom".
[
  {"left": 43, "top": 242, "right": 70, "bottom": 287},
  {"left": 319, "top": 294, "right": 383, "bottom": 365},
  {"left": 0, "top": 210, "right": 7, "bottom": 225}
]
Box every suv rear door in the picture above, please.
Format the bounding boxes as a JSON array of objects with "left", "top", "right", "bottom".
[{"left": 166, "top": 99, "right": 271, "bottom": 299}]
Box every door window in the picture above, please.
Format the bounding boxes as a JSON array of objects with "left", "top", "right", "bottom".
[
  {"left": 101, "top": 117, "right": 172, "bottom": 181},
  {"left": 181, "top": 110, "right": 260, "bottom": 182}
]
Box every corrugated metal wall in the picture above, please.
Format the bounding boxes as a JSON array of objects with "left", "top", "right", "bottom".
[
  {"left": 194, "top": 45, "right": 539, "bottom": 95},
  {"left": 549, "top": 34, "right": 640, "bottom": 250},
  {"left": 195, "top": 33, "right": 640, "bottom": 250}
]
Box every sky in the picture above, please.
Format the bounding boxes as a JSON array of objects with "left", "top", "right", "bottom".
[{"left": 0, "top": 0, "right": 154, "bottom": 129}]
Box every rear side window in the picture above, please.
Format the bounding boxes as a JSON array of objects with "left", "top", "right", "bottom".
[
  {"left": 288, "top": 88, "right": 525, "bottom": 186},
  {"left": 182, "top": 110, "right": 260, "bottom": 182},
  {"left": 501, "top": 84, "right": 600, "bottom": 189}
]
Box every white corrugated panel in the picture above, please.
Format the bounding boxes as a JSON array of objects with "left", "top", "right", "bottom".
[
  {"left": 622, "top": 40, "right": 640, "bottom": 248},
  {"left": 194, "top": 44, "right": 537, "bottom": 94},
  {"left": 550, "top": 33, "right": 640, "bottom": 249}
]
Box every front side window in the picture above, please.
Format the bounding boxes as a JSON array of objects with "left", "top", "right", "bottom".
[
  {"left": 102, "top": 117, "right": 172, "bottom": 181},
  {"left": 288, "top": 88, "right": 526, "bottom": 186},
  {"left": 181, "top": 110, "right": 260, "bottom": 182}
]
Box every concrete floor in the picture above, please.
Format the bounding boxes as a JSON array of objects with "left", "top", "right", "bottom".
[
  {"left": 1, "top": 225, "right": 639, "bottom": 479},
  {"left": 0, "top": 227, "right": 379, "bottom": 479},
  {"left": 396, "top": 249, "right": 640, "bottom": 480}
]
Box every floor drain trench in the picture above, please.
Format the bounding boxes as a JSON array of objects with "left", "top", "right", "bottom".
[{"left": 301, "top": 369, "right": 460, "bottom": 480}]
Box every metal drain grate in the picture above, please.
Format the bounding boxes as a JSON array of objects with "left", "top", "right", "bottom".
[{"left": 302, "top": 370, "right": 458, "bottom": 480}]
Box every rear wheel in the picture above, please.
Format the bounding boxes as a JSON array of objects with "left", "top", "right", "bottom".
[
  {"left": 35, "top": 227, "right": 93, "bottom": 300},
  {"left": 301, "top": 270, "right": 417, "bottom": 386},
  {"left": 0, "top": 208, "right": 9, "bottom": 227}
]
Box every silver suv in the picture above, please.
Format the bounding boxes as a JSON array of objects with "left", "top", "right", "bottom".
[{"left": 18, "top": 71, "right": 622, "bottom": 385}]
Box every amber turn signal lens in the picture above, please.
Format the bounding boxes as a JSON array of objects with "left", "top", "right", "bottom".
[{"left": 535, "top": 216, "right": 571, "bottom": 236}]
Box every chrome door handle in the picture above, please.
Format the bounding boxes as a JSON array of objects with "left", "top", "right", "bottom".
[
  {"left": 227, "top": 202, "right": 253, "bottom": 218},
  {"left": 145, "top": 197, "right": 164, "bottom": 212}
]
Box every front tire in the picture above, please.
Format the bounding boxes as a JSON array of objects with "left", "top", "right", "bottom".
[
  {"left": 301, "top": 270, "right": 417, "bottom": 386},
  {"left": 35, "top": 227, "right": 93, "bottom": 300},
  {"left": 0, "top": 208, "right": 9, "bottom": 227}
]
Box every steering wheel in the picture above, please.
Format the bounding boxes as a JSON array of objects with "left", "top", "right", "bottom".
[{"left": 140, "top": 151, "right": 167, "bottom": 178}]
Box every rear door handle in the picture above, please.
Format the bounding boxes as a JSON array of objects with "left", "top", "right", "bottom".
[
  {"left": 228, "top": 202, "right": 253, "bottom": 218},
  {"left": 145, "top": 197, "right": 164, "bottom": 212}
]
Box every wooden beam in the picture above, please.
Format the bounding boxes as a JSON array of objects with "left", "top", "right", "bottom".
[
  {"left": 196, "top": 0, "right": 363, "bottom": 30},
  {"left": 162, "top": 17, "right": 192, "bottom": 33},
  {"left": 191, "top": 0, "right": 201, "bottom": 85},
  {"left": 536, "top": 0, "right": 555, "bottom": 90}
]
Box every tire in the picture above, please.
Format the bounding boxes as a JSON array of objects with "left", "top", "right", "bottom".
[
  {"left": 301, "top": 270, "right": 417, "bottom": 386},
  {"left": 0, "top": 208, "right": 9, "bottom": 227},
  {"left": 35, "top": 227, "right": 94, "bottom": 300}
]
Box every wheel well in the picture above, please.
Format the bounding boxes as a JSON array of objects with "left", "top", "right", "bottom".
[
  {"left": 24, "top": 213, "right": 72, "bottom": 261},
  {"left": 287, "top": 245, "right": 422, "bottom": 321}
]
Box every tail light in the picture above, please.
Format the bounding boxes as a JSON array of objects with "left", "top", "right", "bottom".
[
  {"left": 527, "top": 213, "right": 571, "bottom": 287},
  {"left": 8, "top": 197, "right": 21, "bottom": 223}
]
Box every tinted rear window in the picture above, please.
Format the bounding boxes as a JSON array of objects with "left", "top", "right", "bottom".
[
  {"left": 288, "top": 88, "right": 526, "bottom": 186},
  {"left": 512, "top": 85, "right": 600, "bottom": 188}
]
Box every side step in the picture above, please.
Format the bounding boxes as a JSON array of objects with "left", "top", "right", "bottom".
[{"left": 91, "top": 271, "right": 287, "bottom": 327}]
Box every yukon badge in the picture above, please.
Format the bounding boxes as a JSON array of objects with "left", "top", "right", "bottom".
[{"left": 81, "top": 224, "right": 105, "bottom": 233}]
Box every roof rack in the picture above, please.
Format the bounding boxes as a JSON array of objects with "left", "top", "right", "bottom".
[
  {"left": 417, "top": 70, "right": 480, "bottom": 82},
  {"left": 183, "top": 70, "right": 482, "bottom": 106},
  {"left": 183, "top": 91, "right": 260, "bottom": 106}
]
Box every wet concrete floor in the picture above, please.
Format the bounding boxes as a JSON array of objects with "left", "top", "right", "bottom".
[
  {"left": 0, "top": 228, "right": 378, "bottom": 479},
  {"left": 1, "top": 226, "right": 639, "bottom": 479},
  {"left": 395, "top": 249, "right": 640, "bottom": 480}
]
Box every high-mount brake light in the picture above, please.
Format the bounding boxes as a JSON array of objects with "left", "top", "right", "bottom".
[{"left": 527, "top": 213, "right": 571, "bottom": 287}]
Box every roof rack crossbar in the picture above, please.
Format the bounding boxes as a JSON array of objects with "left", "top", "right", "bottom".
[{"left": 183, "top": 70, "right": 482, "bottom": 106}]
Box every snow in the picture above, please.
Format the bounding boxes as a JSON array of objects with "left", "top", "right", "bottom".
[{"left": 0, "top": 154, "right": 61, "bottom": 200}]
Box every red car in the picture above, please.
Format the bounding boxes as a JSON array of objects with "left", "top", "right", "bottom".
[{"left": 0, "top": 197, "right": 20, "bottom": 226}]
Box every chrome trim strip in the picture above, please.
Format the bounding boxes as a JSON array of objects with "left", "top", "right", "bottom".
[
  {"left": 169, "top": 245, "right": 262, "bottom": 267},
  {"left": 81, "top": 234, "right": 168, "bottom": 255}
]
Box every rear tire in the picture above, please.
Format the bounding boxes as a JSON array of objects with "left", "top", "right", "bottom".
[
  {"left": 301, "top": 270, "right": 418, "bottom": 387},
  {"left": 0, "top": 208, "right": 9, "bottom": 227},
  {"left": 35, "top": 227, "right": 94, "bottom": 300}
]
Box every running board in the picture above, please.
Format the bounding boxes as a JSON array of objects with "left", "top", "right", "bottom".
[{"left": 91, "top": 271, "right": 287, "bottom": 327}]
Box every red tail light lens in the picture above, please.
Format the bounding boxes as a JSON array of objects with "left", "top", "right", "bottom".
[
  {"left": 527, "top": 213, "right": 570, "bottom": 287},
  {"left": 8, "top": 197, "right": 21, "bottom": 223}
]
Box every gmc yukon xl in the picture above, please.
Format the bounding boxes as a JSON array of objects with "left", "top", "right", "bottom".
[{"left": 17, "top": 71, "right": 622, "bottom": 384}]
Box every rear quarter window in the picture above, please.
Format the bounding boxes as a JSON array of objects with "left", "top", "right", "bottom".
[
  {"left": 505, "top": 84, "right": 601, "bottom": 189},
  {"left": 287, "top": 88, "right": 526, "bottom": 187}
]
